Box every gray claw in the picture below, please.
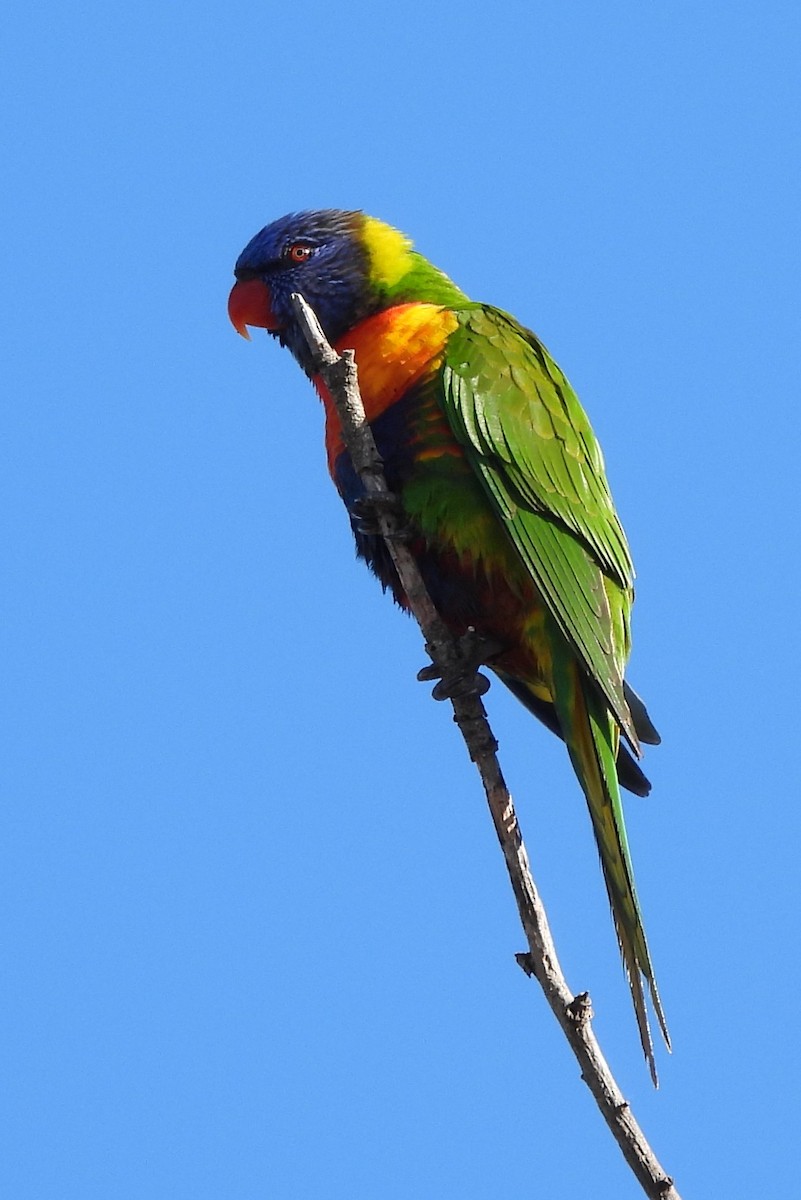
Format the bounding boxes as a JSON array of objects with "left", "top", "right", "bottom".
[
  {"left": 351, "top": 495, "right": 411, "bottom": 540},
  {"left": 416, "top": 628, "right": 505, "bottom": 701},
  {"left": 431, "top": 671, "right": 491, "bottom": 701}
]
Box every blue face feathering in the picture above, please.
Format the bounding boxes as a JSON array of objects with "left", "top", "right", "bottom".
[{"left": 232, "top": 209, "right": 375, "bottom": 371}]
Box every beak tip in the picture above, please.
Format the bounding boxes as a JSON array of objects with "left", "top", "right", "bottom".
[{"left": 228, "top": 277, "right": 277, "bottom": 340}]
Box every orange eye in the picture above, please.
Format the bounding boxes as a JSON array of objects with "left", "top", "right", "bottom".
[{"left": 286, "top": 243, "right": 313, "bottom": 263}]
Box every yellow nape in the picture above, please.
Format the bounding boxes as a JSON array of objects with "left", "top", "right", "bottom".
[{"left": 361, "top": 216, "right": 414, "bottom": 287}]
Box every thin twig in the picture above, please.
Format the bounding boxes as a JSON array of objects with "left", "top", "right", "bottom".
[{"left": 290, "top": 292, "right": 681, "bottom": 1200}]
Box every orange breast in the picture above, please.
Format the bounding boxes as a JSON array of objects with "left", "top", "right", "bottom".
[{"left": 313, "top": 303, "right": 458, "bottom": 472}]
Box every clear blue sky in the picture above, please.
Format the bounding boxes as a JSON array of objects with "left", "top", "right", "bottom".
[{"left": 3, "top": 3, "right": 800, "bottom": 1196}]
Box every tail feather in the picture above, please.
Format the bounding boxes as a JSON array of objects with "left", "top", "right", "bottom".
[
  {"left": 494, "top": 671, "right": 655, "bottom": 796},
  {"left": 551, "top": 656, "right": 670, "bottom": 1083}
]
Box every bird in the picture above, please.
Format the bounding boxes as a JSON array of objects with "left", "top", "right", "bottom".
[{"left": 228, "top": 209, "right": 669, "bottom": 1082}]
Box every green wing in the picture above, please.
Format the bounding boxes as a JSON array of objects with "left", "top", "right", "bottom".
[{"left": 441, "top": 305, "right": 638, "bottom": 747}]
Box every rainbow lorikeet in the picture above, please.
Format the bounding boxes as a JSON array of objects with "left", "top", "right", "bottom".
[{"left": 228, "top": 209, "right": 669, "bottom": 1081}]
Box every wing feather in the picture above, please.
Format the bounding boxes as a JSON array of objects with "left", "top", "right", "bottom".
[{"left": 442, "top": 306, "right": 638, "bottom": 746}]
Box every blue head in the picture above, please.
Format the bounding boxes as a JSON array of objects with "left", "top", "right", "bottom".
[{"left": 228, "top": 209, "right": 377, "bottom": 372}]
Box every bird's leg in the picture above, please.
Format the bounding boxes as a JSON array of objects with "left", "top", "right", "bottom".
[
  {"left": 417, "top": 628, "right": 506, "bottom": 701},
  {"left": 349, "top": 494, "right": 413, "bottom": 541}
]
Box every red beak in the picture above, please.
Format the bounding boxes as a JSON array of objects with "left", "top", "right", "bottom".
[{"left": 227, "top": 278, "right": 280, "bottom": 339}]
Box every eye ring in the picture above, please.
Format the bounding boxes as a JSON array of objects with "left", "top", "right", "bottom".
[{"left": 285, "top": 242, "right": 314, "bottom": 264}]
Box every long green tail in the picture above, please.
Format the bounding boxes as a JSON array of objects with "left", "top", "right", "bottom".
[{"left": 551, "top": 655, "right": 670, "bottom": 1085}]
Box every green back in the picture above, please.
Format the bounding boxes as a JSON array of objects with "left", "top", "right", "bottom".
[{"left": 441, "top": 305, "right": 637, "bottom": 746}]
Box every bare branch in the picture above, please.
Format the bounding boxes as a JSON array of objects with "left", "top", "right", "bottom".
[{"left": 290, "top": 291, "right": 681, "bottom": 1200}]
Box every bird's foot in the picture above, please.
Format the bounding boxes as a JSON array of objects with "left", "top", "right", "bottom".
[
  {"left": 417, "top": 628, "right": 505, "bottom": 701},
  {"left": 350, "top": 494, "right": 412, "bottom": 540}
]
